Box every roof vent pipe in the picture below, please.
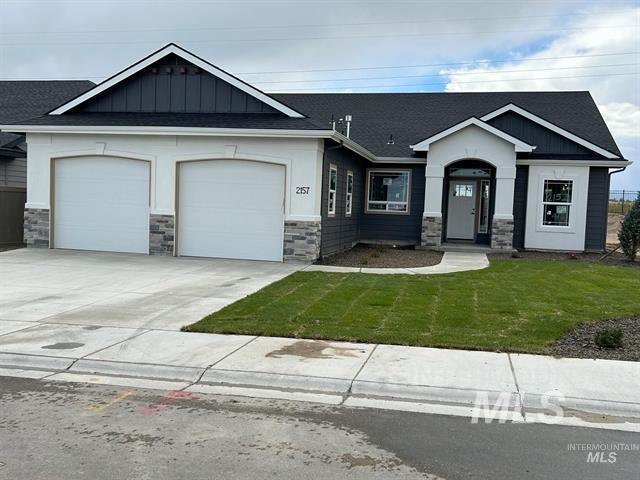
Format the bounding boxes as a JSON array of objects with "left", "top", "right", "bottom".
[
  {"left": 345, "top": 114, "right": 352, "bottom": 138},
  {"left": 330, "top": 114, "right": 336, "bottom": 131}
]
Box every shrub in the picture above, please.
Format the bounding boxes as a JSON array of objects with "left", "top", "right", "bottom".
[
  {"left": 594, "top": 328, "right": 624, "bottom": 349},
  {"left": 618, "top": 194, "right": 640, "bottom": 261}
]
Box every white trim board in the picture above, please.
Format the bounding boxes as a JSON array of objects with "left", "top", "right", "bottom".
[
  {"left": 411, "top": 117, "right": 535, "bottom": 153},
  {"left": 515, "top": 159, "right": 630, "bottom": 167},
  {"left": 47, "top": 43, "right": 305, "bottom": 118},
  {"left": 480, "top": 103, "right": 620, "bottom": 159}
]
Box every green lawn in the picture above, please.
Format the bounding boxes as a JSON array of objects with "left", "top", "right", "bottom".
[{"left": 184, "top": 260, "right": 640, "bottom": 353}]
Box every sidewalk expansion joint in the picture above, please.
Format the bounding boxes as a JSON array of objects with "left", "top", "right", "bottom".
[
  {"left": 341, "top": 344, "right": 378, "bottom": 405},
  {"left": 507, "top": 353, "right": 526, "bottom": 421},
  {"left": 183, "top": 335, "right": 259, "bottom": 391},
  {"left": 64, "top": 328, "right": 151, "bottom": 373}
]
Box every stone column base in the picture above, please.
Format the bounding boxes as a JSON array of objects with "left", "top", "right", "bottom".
[
  {"left": 149, "top": 214, "right": 175, "bottom": 255},
  {"left": 421, "top": 216, "right": 442, "bottom": 247},
  {"left": 283, "top": 221, "right": 321, "bottom": 261},
  {"left": 24, "top": 208, "right": 50, "bottom": 248},
  {"left": 491, "top": 218, "right": 514, "bottom": 250}
]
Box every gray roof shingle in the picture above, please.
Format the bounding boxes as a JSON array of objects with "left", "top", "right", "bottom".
[
  {"left": 274, "top": 91, "right": 621, "bottom": 157},
  {"left": 10, "top": 112, "right": 323, "bottom": 130},
  {"left": 0, "top": 80, "right": 94, "bottom": 146},
  {"left": 2, "top": 86, "right": 621, "bottom": 159}
]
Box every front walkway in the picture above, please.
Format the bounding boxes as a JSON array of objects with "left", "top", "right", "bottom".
[
  {"left": 304, "top": 251, "right": 489, "bottom": 275},
  {"left": 0, "top": 322, "right": 638, "bottom": 432}
]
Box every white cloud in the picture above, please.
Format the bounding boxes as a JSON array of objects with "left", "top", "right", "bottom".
[
  {"left": 598, "top": 102, "right": 640, "bottom": 138},
  {"left": 444, "top": 6, "right": 640, "bottom": 187}
]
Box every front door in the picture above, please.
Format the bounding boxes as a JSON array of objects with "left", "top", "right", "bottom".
[{"left": 447, "top": 181, "right": 476, "bottom": 240}]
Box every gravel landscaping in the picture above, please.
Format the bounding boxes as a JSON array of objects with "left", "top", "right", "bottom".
[
  {"left": 488, "top": 250, "right": 639, "bottom": 268},
  {"left": 316, "top": 244, "right": 444, "bottom": 268},
  {"left": 550, "top": 318, "right": 640, "bottom": 362}
]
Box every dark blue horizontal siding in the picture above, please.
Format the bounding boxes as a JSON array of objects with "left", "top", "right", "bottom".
[
  {"left": 585, "top": 167, "right": 610, "bottom": 252},
  {"left": 359, "top": 163, "right": 425, "bottom": 244}
]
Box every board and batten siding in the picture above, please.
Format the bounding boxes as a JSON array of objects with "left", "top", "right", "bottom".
[
  {"left": 584, "top": 167, "right": 610, "bottom": 252},
  {"left": 77, "top": 53, "right": 278, "bottom": 114},
  {"left": 488, "top": 111, "right": 596, "bottom": 157},
  {"left": 359, "top": 163, "right": 425, "bottom": 244},
  {"left": 512, "top": 165, "right": 529, "bottom": 250},
  {"left": 320, "top": 142, "right": 364, "bottom": 256}
]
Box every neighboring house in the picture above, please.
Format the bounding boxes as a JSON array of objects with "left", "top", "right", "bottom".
[
  {"left": 0, "top": 81, "right": 94, "bottom": 245},
  {"left": 0, "top": 44, "right": 629, "bottom": 261}
]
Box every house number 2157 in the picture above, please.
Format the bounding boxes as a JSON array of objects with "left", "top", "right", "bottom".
[{"left": 296, "top": 186, "right": 310, "bottom": 195}]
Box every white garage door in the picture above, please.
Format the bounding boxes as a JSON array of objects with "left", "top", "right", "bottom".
[
  {"left": 54, "top": 156, "right": 150, "bottom": 254},
  {"left": 178, "top": 160, "right": 285, "bottom": 261}
]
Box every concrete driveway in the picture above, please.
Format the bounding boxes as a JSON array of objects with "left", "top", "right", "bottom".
[{"left": 0, "top": 248, "right": 304, "bottom": 330}]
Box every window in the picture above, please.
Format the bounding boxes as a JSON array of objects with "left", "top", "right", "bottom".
[
  {"left": 478, "top": 180, "right": 490, "bottom": 234},
  {"left": 346, "top": 171, "right": 353, "bottom": 216},
  {"left": 328, "top": 164, "right": 337, "bottom": 215},
  {"left": 453, "top": 184, "right": 473, "bottom": 197},
  {"left": 542, "top": 180, "right": 572, "bottom": 226},
  {"left": 366, "top": 170, "right": 410, "bottom": 213}
]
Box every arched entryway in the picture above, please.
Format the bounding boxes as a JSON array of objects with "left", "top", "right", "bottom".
[{"left": 443, "top": 160, "right": 495, "bottom": 245}]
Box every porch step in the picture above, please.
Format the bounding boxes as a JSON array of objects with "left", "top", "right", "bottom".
[{"left": 435, "top": 243, "right": 495, "bottom": 253}]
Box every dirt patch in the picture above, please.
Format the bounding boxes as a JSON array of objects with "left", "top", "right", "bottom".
[
  {"left": 607, "top": 213, "right": 624, "bottom": 245},
  {"left": 488, "top": 250, "right": 639, "bottom": 268},
  {"left": 549, "top": 318, "right": 640, "bottom": 361},
  {"left": 266, "top": 340, "right": 366, "bottom": 359},
  {"left": 317, "top": 244, "right": 443, "bottom": 268}
]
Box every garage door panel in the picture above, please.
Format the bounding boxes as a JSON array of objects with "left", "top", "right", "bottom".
[
  {"left": 178, "top": 160, "right": 285, "bottom": 261},
  {"left": 54, "top": 157, "right": 150, "bottom": 254}
]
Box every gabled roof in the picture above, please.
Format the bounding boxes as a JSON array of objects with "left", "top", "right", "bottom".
[
  {"left": 480, "top": 103, "right": 619, "bottom": 158},
  {"left": 410, "top": 117, "right": 535, "bottom": 152},
  {"left": 273, "top": 91, "right": 622, "bottom": 158},
  {"left": 48, "top": 44, "right": 304, "bottom": 118},
  {"left": 0, "top": 80, "right": 94, "bottom": 146}
]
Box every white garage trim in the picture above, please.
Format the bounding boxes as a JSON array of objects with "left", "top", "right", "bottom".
[
  {"left": 176, "top": 158, "right": 286, "bottom": 261},
  {"left": 51, "top": 156, "right": 151, "bottom": 253}
]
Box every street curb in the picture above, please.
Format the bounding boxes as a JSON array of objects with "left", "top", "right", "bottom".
[
  {"left": 200, "top": 368, "right": 353, "bottom": 394},
  {"left": 70, "top": 359, "right": 205, "bottom": 383},
  {"left": 351, "top": 380, "right": 521, "bottom": 407},
  {"left": 522, "top": 394, "right": 640, "bottom": 419},
  {"left": 0, "top": 352, "right": 74, "bottom": 371}
]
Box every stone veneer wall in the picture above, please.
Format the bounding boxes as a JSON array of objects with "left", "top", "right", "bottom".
[
  {"left": 149, "top": 214, "right": 175, "bottom": 255},
  {"left": 283, "top": 221, "right": 321, "bottom": 261},
  {"left": 491, "top": 218, "right": 514, "bottom": 250},
  {"left": 24, "top": 208, "right": 50, "bottom": 247},
  {"left": 420, "top": 215, "right": 442, "bottom": 247}
]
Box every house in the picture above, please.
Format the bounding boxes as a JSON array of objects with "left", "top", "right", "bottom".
[
  {"left": 0, "top": 44, "right": 629, "bottom": 261},
  {"left": 0, "top": 80, "right": 94, "bottom": 246}
]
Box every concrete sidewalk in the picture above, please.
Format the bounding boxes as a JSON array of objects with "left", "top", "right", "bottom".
[
  {"left": 0, "top": 323, "right": 638, "bottom": 431},
  {"left": 304, "top": 251, "right": 489, "bottom": 275}
]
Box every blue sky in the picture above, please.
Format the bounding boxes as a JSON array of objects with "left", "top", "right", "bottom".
[{"left": 0, "top": 0, "right": 638, "bottom": 188}]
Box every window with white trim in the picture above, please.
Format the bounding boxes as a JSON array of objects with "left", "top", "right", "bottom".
[
  {"left": 542, "top": 179, "right": 572, "bottom": 226},
  {"left": 366, "top": 170, "right": 410, "bottom": 213},
  {"left": 346, "top": 171, "right": 353, "bottom": 216},
  {"left": 328, "top": 164, "right": 337, "bottom": 215}
]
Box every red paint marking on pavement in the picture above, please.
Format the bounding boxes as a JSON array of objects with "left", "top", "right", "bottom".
[{"left": 138, "top": 390, "right": 196, "bottom": 415}]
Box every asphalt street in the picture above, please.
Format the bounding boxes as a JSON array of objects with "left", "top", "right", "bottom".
[{"left": 0, "top": 376, "right": 638, "bottom": 480}]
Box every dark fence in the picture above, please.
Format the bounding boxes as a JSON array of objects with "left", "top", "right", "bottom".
[
  {"left": 0, "top": 187, "right": 26, "bottom": 245},
  {"left": 609, "top": 189, "right": 639, "bottom": 215}
]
